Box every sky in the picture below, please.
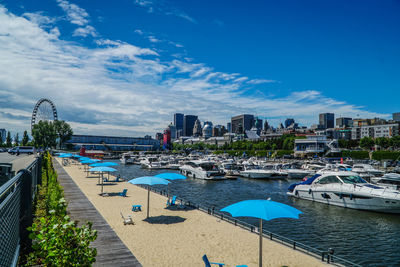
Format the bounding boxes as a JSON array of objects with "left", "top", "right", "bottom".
[{"left": 0, "top": 0, "right": 399, "bottom": 137}]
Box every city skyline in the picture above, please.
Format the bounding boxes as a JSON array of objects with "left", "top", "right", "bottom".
[{"left": 1, "top": 1, "right": 399, "bottom": 137}]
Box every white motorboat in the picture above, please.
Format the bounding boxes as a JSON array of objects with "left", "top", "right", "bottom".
[
  {"left": 120, "top": 153, "right": 134, "bottom": 164},
  {"left": 352, "top": 164, "right": 384, "bottom": 177},
  {"left": 371, "top": 173, "right": 400, "bottom": 191},
  {"left": 219, "top": 161, "right": 241, "bottom": 178},
  {"left": 287, "top": 172, "right": 400, "bottom": 213},
  {"left": 140, "top": 156, "right": 166, "bottom": 169},
  {"left": 282, "top": 163, "right": 313, "bottom": 179},
  {"left": 179, "top": 160, "right": 226, "bottom": 180},
  {"left": 240, "top": 164, "right": 285, "bottom": 179}
]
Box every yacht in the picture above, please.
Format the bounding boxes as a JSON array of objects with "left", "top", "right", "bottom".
[
  {"left": 219, "top": 161, "right": 241, "bottom": 178},
  {"left": 282, "top": 163, "right": 313, "bottom": 179},
  {"left": 352, "top": 164, "right": 384, "bottom": 177},
  {"left": 179, "top": 160, "right": 226, "bottom": 180},
  {"left": 287, "top": 172, "right": 400, "bottom": 213},
  {"left": 371, "top": 173, "right": 400, "bottom": 191},
  {"left": 120, "top": 153, "right": 134, "bottom": 164},
  {"left": 140, "top": 156, "right": 165, "bottom": 169},
  {"left": 240, "top": 164, "right": 286, "bottom": 179}
]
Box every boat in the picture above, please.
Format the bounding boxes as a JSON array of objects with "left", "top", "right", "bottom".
[
  {"left": 370, "top": 173, "right": 400, "bottom": 191},
  {"left": 352, "top": 164, "right": 384, "bottom": 177},
  {"left": 287, "top": 172, "right": 400, "bottom": 213},
  {"left": 120, "top": 153, "right": 134, "bottom": 164},
  {"left": 240, "top": 164, "right": 286, "bottom": 179},
  {"left": 282, "top": 163, "right": 313, "bottom": 179},
  {"left": 140, "top": 156, "right": 165, "bottom": 169},
  {"left": 179, "top": 160, "right": 226, "bottom": 180},
  {"left": 219, "top": 161, "right": 240, "bottom": 178}
]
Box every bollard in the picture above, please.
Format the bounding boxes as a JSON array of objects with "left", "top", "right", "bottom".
[
  {"left": 293, "top": 241, "right": 296, "bottom": 250},
  {"left": 270, "top": 233, "right": 272, "bottom": 240},
  {"left": 234, "top": 220, "right": 237, "bottom": 226}
]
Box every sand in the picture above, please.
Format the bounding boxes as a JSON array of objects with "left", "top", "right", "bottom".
[{"left": 56, "top": 158, "right": 327, "bottom": 267}]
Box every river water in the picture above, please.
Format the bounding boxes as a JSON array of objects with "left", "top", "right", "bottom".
[{"left": 112, "top": 163, "right": 400, "bottom": 266}]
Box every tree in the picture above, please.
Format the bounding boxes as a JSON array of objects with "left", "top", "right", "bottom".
[
  {"left": 375, "top": 137, "right": 390, "bottom": 149},
  {"left": 6, "top": 131, "right": 12, "bottom": 147},
  {"left": 32, "top": 121, "right": 57, "bottom": 149},
  {"left": 22, "top": 130, "right": 29, "bottom": 146},
  {"left": 53, "top": 120, "right": 73, "bottom": 149},
  {"left": 14, "top": 133, "right": 19, "bottom": 146},
  {"left": 359, "top": 137, "right": 374, "bottom": 150}
]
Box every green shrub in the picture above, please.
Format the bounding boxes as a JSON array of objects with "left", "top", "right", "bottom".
[
  {"left": 26, "top": 152, "right": 97, "bottom": 266},
  {"left": 342, "top": 150, "right": 370, "bottom": 159},
  {"left": 372, "top": 151, "right": 400, "bottom": 161}
]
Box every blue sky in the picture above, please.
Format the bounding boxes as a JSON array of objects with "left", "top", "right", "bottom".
[{"left": 0, "top": 0, "right": 399, "bottom": 136}]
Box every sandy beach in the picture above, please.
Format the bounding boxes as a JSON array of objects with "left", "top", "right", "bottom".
[{"left": 56, "top": 158, "right": 327, "bottom": 267}]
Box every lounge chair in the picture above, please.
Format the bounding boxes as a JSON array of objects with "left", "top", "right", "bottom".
[
  {"left": 202, "top": 254, "right": 248, "bottom": 267},
  {"left": 118, "top": 189, "right": 128, "bottom": 197},
  {"left": 120, "top": 212, "right": 134, "bottom": 225},
  {"left": 166, "top": 195, "right": 177, "bottom": 206},
  {"left": 132, "top": 205, "right": 142, "bottom": 212},
  {"left": 202, "top": 255, "right": 224, "bottom": 267}
]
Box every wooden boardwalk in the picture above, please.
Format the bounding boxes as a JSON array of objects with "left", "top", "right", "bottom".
[{"left": 54, "top": 160, "right": 142, "bottom": 267}]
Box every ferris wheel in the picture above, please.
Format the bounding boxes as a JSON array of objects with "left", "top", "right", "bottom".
[{"left": 31, "top": 98, "right": 58, "bottom": 130}]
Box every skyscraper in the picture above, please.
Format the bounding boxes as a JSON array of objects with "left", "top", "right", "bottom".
[
  {"left": 393, "top": 112, "right": 400, "bottom": 122},
  {"left": 319, "top": 113, "right": 335, "bottom": 129},
  {"left": 336, "top": 117, "right": 352, "bottom": 128},
  {"left": 174, "top": 113, "right": 184, "bottom": 132},
  {"left": 231, "top": 114, "right": 254, "bottom": 134},
  {"left": 183, "top": 115, "right": 198, "bottom": 136},
  {"left": 284, "top": 118, "right": 295, "bottom": 128},
  {"left": 227, "top": 122, "right": 231, "bottom": 133}
]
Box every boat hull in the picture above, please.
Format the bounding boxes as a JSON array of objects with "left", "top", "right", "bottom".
[{"left": 288, "top": 188, "right": 400, "bottom": 214}]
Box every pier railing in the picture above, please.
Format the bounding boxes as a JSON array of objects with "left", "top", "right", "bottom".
[
  {"left": 138, "top": 185, "right": 362, "bottom": 267},
  {"left": 0, "top": 156, "right": 41, "bottom": 267}
]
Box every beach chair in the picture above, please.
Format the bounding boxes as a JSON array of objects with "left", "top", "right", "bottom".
[
  {"left": 202, "top": 254, "right": 248, "bottom": 267},
  {"left": 118, "top": 189, "right": 128, "bottom": 197},
  {"left": 132, "top": 205, "right": 142, "bottom": 212},
  {"left": 166, "top": 195, "right": 177, "bottom": 206},
  {"left": 120, "top": 212, "right": 134, "bottom": 225},
  {"left": 202, "top": 255, "right": 225, "bottom": 267}
]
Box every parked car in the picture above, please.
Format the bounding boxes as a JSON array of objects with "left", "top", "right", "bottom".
[{"left": 8, "top": 146, "right": 36, "bottom": 155}]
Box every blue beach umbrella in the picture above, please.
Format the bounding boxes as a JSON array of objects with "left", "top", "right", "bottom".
[
  {"left": 89, "top": 167, "right": 117, "bottom": 194},
  {"left": 155, "top": 173, "right": 186, "bottom": 180},
  {"left": 155, "top": 173, "right": 186, "bottom": 197},
  {"left": 128, "top": 176, "right": 170, "bottom": 218},
  {"left": 89, "top": 162, "right": 119, "bottom": 167},
  {"left": 221, "top": 199, "right": 302, "bottom": 267},
  {"left": 79, "top": 157, "right": 91, "bottom": 161},
  {"left": 58, "top": 154, "right": 72, "bottom": 158}
]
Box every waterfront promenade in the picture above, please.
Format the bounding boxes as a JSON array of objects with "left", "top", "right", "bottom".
[
  {"left": 55, "top": 158, "right": 327, "bottom": 267},
  {"left": 53, "top": 160, "right": 141, "bottom": 267}
]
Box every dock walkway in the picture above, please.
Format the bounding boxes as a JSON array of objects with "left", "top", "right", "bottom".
[{"left": 53, "top": 160, "right": 142, "bottom": 267}]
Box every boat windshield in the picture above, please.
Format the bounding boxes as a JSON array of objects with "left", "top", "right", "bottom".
[{"left": 339, "top": 175, "right": 367, "bottom": 184}]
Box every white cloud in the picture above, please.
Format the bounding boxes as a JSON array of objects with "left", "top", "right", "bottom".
[
  {"left": 56, "top": 0, "right": 89, "bottom": 26},
  {"left": 247, "top": 79, "right": 277, "bottom": 84},
  {"left": 0, "top": 5, "right": 389, "bottom": 137},
  {"left": 73, "top": 25, "right": 97, "bottom": 37},
  {"left": 133, "top": 0, "right": 196, "bottom": 23}
]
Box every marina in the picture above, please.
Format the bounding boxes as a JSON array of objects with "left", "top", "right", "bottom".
[{"left": 108, "top": 153, "right": 400, "bottom": 266}]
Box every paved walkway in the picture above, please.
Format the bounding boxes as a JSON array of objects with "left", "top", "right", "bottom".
[{"left": 53, "top": 160, "right": 142, "bottom": 267}]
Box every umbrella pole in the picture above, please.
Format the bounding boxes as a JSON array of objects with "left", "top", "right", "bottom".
[
  {"left": 147, "top": 187, "right": 150, "bottom": 218},
  {"left": 101, "top": 172, "right": 104, "bottom": 195},
  {"left": 259, "top": 218, "right": 263, "bottom": 267}
]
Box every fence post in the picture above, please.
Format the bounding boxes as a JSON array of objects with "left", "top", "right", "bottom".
[{"left": 293, "top": 241, "right": 296, "bottom": 250}]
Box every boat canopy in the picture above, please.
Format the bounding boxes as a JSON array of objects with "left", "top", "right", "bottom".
[{"left": 287, "top": 174, "right": 321, "bottom": 192}]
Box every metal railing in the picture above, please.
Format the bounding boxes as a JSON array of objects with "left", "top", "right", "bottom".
[
  {"left": 0, "top": 156, "right": 41, "bottom": 267},
  {"left": 138, "top": 185, "right": 362, "bottom": 267}
]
